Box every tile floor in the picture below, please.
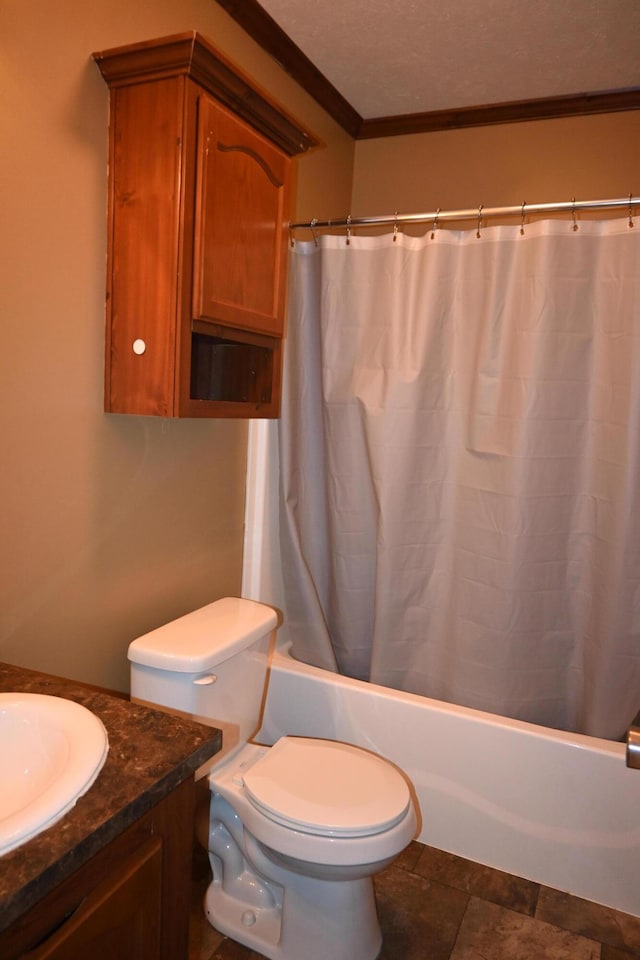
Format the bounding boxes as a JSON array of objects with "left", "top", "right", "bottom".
[{"left": 189, "top": 841, "right": 640, "bottom": 960}]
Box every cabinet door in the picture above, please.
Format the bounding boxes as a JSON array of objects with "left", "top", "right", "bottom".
[
  {"left": 105, "top": 78, "right": 188, "bottom": 417},
  {"left": 20, "top": 838, "right": 162, "bottom": 960},
  {"left": 193, "top": 96, "right": 290, "bottom": 336}
]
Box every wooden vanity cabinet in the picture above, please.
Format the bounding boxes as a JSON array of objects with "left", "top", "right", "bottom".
[
  {"left": 0, "top": 778, "right": 194, "bottom": 960},
  {"left": 93, "top": 33, "right": 314, "bottom": 418}
]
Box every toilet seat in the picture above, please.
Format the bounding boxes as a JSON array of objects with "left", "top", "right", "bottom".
[{"left": 242, "top": 736, "right": 411, "bottom": 838}]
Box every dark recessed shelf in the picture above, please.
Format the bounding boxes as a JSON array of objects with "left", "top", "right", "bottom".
[{"left": 190, "top": 331, "right": 274, "bottom": 404}]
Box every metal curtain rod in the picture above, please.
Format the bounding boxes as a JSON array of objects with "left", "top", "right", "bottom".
[{"left": 290, "top": 195, "right": 639, "bottom": 233}]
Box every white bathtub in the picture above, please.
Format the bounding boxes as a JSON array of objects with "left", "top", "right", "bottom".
[{"left": 258, "top": 643, "right": 640, "bottom": 918}]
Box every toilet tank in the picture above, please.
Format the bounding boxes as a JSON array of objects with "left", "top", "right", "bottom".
[{"left": 128, "top": 597, "right": 278, "bottom": 744}]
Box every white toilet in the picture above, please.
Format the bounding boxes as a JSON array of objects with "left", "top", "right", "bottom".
[{"left": 128, "top": 597, "right": 417, "bottom": 960}]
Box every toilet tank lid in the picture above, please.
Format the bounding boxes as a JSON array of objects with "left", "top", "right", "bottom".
[{"left": 127, "top": 598, "right": 278, "bottom": 672}]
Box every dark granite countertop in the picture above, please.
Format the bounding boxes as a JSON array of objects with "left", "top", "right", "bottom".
[{"left": 0, "top": 661, "right": 222, "bottom": 932}]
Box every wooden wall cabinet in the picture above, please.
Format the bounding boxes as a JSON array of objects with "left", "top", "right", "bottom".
[{"left": 93, "top": 33, "right": 315, "bottom": 418}]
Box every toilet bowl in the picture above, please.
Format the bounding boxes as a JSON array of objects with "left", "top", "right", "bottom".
[{"left": 128, "top": 598, "right": 418, "bottom": 960}]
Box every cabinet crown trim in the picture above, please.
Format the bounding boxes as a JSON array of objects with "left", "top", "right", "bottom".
[{"left": 92, "top": 31, "right": 317, "bottom": 157}]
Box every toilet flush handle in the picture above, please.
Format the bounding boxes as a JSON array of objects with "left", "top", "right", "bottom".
[{"left": 193, "top": 674, "right": 217, "bottom": 685}]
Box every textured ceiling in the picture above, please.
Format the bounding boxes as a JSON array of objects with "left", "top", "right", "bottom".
[{"left": 257, "top": 0, "right": 640, "bottom": 119}]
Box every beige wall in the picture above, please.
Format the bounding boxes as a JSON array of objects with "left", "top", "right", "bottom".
[
  {"left": 0, "top": 0, "right": 354, "bottom": 691},
  {"left": 3, "top": 0, "right": 635, "bottom": 695},
  {"left": 352, "top": 112, "right": 640, "bottom": 223}
]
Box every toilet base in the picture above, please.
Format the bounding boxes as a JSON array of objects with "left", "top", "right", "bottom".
[
  {"left": 204, "top": 878, "right": 283, "bottom": 956},
  {"left": 200, "top": 745, "right": 416, "bottom": 960},
  {"left": 204, "top": 864, "right": 382, "bottom": 960}
]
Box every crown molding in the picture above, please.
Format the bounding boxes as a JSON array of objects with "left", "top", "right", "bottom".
[
  {"left": 214, "top": 0, "right": 640, "bottom": 139},
  {"left": 359, "top": 88, "right": 640, "bottom": 138},
  {"left": 93, "top": 31, "right": 317, "bottom": 156},
  {"left": 214, "top": 0, "right": 362, "bottom": 137}
]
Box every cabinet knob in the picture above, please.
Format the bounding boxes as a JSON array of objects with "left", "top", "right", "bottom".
[{"left": 132, "top": 339, "right": 146, "bottom": 355}]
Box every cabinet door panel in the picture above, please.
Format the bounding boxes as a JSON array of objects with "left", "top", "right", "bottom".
[
  {"left": 193, "top": 97, "right": 289, "bottom": 336},
  {"left": 24, "top": 838, "right": 162, "bottom": 960},
  {"left": 107, "top": 80, "right": 185, "bottom": 416}
]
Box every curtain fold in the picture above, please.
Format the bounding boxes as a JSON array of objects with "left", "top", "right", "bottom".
[{"left": 279, "top": 218, "right": 640, "bottom": 739}]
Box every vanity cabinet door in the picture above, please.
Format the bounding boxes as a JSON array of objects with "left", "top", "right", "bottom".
[
  {"left": 193, "top": 96, "right": 290, "bottom": 338},
  {"left": 2, "top": 778, "right": 195, "bottom": 960},
  {"left": 24, "top": 838, "right": 162, "bottom": 960}
]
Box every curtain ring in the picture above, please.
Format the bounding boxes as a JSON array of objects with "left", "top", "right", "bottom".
[
  {"left": 476, "top": 204, "right": 483, "bottom": 239},
  {"left": 310, "top": 217, "right": 319, "bottom": 247},
  {"left": 629, "top": 193, "right": 635, "bottom": 229},
  {"left": 430, "top": 207, "right": 440, "bottom": 240},
  {"left": 393, "top": 211, "right": 399, "bottom": 242},
  {"left": 571, "top": 197, "right": 579, "bottom": 232},
  {"left": 520, "top": 201, "right": 526, "bottom": 236},
  {"left": 346, "top": 213, "right": 352, "bottom": 246}
]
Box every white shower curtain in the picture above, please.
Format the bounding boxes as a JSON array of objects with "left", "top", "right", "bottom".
[{"left": 279, "top": 218, "right": 640, "bottom": 739}]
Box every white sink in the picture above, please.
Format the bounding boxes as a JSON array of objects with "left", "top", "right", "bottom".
[{"left": 0, "top": 693, "right": 109, "bottom": 856}]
